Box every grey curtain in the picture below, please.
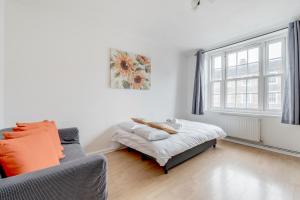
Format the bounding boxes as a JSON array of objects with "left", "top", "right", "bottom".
[
  {"left": 282, "top": 20, "right": 300, "bottom": 124},
  {"left": 192, "top": 50, "right": 205, "bottom": 115}
]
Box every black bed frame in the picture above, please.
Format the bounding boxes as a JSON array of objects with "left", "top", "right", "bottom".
[{"left": 128, "top": 139, "right": 217, "bottom": 174}]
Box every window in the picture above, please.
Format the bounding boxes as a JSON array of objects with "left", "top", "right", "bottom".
[
  {"left": 208, "top": 35, "right": 286, "bottom": 115},
  {"left": 211, "top": 56, "right": 222, "bottom": 108},
  {"left": 265, "top": 40, "right": 284, "bottom": 110}
]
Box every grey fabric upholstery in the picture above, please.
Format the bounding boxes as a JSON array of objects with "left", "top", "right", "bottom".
[
  {"left": 0, "top": 128, "right": 107, "bottom": 200},
  {"left": 58, "top": 127, "right": 80, "bottom": 144},
  {"left": 0, "top": 155, "right": 107, "bottom": 200},
  {"left": 282, "top": 20, "right": 300, "bottom": 124},
  {"left": 192, "top": 50, "right": 205, "bottom": 115},
  {"left": 60, "top": 144, "right": 85, "bottom": 163},
  {"left": 0, "top": 128, "right": 13, "bottom": 140}
]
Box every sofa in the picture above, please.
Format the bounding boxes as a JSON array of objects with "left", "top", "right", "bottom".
[{"left": 0, "top": 127, "right": 107, "bottom": 200}]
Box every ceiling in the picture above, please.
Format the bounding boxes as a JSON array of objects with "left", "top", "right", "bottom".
[
  {"left": 11, "top": 0, "right": 300, "bottom": 51},
  {"left": 106, "top": 0, "right": 300, "bottom": 51}
]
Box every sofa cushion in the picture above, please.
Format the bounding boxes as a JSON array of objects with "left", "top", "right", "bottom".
[
  {"left": 3, "top": 127, "right": 64, "bottom": 160},
  {"left": 14, "top": 121, "right": 65, "bottom": 158},
  {"left": 0, "top": 128, "right": 85, "bottom": 178},
  {"left": 0, "top": 132, "right": 60, "bottom": 177},
  {"left": 60, "top": 144, "right": 85, "bottom": 163}
]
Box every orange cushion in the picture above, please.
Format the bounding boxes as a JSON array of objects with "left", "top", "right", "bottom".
[
  {"left": 4, "top": 127, "right": 64, "bottom": 159},
  {"left": 0, "top": 133, "right": 60, "bottom": 177},
  {"left": 17, "top": 120, "right": 63, "bottom": 151},
  {"left": 9, "top": 121, "right": 64, "bottom": 159}
]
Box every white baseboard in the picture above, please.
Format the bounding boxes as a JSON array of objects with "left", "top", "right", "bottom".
[
  {"left": 87, "top": 139, "right": 300, "bottom": 158},
  {"left": 223, "top": 138, "right": 300, "bottom": 158},
  {"left": 87, "top": 146, "right": 125, "bottom": 156}
]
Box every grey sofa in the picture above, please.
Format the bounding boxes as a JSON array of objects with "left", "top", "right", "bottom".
[{"left": 0, "top": 127, "right": 107, "bottom": 200}]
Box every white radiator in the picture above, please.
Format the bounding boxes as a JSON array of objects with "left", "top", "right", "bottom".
[{"left": 202, "top": 115, "right": 261, "bottom": 142}]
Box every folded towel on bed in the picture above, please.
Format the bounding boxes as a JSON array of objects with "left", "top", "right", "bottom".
[{"left": 166, "top": 118, "right": 182, "bottom": 130}]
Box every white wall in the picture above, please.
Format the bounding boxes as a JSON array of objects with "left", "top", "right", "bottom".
[
  {"left": 0, "top": 0, "right": 4, "bottom": 128},
  {"left": 5, "top": 0, "right": 299, "bottom": 153},
  {"left": 177, "top": 53, "right": 300, "bottom": 152},
  {"left": 4, "top": 0, "right": 182, "bottom": 152}
]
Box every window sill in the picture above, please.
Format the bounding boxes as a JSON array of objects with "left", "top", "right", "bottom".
[{"left": 206, "top": 110, "right": 281, "bottom": 118}]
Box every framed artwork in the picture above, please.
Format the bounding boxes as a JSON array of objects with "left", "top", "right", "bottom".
[{"left": 110, "top": 49, "right": 151, "bottom": 90}]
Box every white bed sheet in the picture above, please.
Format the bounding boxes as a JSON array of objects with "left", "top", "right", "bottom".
[{"left": 112, "top": 119, "right": 227, "bottom": 166}]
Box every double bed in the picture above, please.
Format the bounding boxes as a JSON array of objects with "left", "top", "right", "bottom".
[{"left": 112, "top": 119, "right": 226, "bottom": 174}]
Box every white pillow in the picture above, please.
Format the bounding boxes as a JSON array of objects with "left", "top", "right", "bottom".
[
  {"left": 118, "top": 121, "right": 143, "bottom": 133},
  {"left": 132, "top": 126, "right": 170, "bottom": 141}
]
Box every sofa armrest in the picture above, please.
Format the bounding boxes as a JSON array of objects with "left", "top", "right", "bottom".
[
  {"left": 0, "top": 155, "right": 107, "bottom": 200},
  {"left": 58, "top": 127, "right": 80, "bottom": 144}
]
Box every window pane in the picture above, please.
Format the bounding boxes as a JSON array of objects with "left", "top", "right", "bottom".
[
  {"left": 248, "top": 63, "right": 259, "bottom": 76},
  {"left": 238, "top": 51, "right": 247, "bottom": 65},
  {"left": 248, "top": 48, "right": 259, "bottom": 63},
  {"left": 212, "top": 68, "right": 222, "bottom": 80},
  {"left": 269, "top": 42, "right": 282, "bottom": 59},
  {"left": 268, "top": 93, "right": 281, "bottom": 110},
  {"left": 236, "top": 80, "right": 246, "bottom": 94},
  {"left": 267, "top": 58, "right": 282, "bottom": 75},
  {"left": 213, "top": 56, "right": 222, "bottom": 68},
  {"left": 247, "top": 94, "right": 258, "bottom": 109},
  {"left": 236, "top": 94, "right": 246, "bottom": 108},
  {"left": 247, "top": 79, "right": 258, "bottom": 93},
  {"left": 227, "top": 53, "right": 237, "bottom": 67},
  {"left": 212, "top": 95, "right": 221, "bottom": 108},
  {"left": 237, "top": 65, "right": 247, "bottom": 78},
  {"left": 267, "top": 76, "right": 281, "bottom": 92},
  {"left": 226, "top": 81, "right": 236, "bottom": 94},
  {"left": 226, "top": 95, "right": 235, "bottom": 108},
  {"left": 227, "top": 66, "right": 236, "bottom": 79},
  {"left": 212, "top": 82, "right": 221, "bottom": 94},
  {"left": 212, "top": 56, "right": 222, "bottom": 80},
  {"left": 267, "top": 76, "right": 282, "bottom": 110}
]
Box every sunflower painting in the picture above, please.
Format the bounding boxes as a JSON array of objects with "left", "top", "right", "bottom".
[{"left": 110, "top": 49, "right": 151, "bottom": 90}]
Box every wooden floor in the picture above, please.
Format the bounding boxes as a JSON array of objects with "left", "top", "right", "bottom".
[{"left": 106, "top": 140, "right": 300, "bottom": 200}]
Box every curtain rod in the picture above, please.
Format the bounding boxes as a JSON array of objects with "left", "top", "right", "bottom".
[{"left": 198, "top": 26, "right": 288, "bottom": 55}]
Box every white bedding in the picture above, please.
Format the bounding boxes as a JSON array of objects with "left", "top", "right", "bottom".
[{"left": 112, "top": 119, "right": 227, "bottom": 166}]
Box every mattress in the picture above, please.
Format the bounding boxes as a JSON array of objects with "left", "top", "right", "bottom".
[{"left": 112, "top": 120, "right": 227, "bottom": 166}]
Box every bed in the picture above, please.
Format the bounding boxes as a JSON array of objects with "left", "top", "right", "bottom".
[{"left": 112, "top": 119, "right": 226, "bottom": 174}]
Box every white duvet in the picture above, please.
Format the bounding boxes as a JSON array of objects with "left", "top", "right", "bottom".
[{"left": 112, "top": 119, "right": 227, "bottom": 166}]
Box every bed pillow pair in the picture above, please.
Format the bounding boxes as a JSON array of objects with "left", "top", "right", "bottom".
[
  {"left": 118, "top": 121, "right": 141, "bottom": 133},
  {"left": 118, "top": 122, "right": 170, "bottom": 141},
  {"left": 0, "top": 126, "right": 60, "bottom": 177},
  {"left": 132, "top": 126, "right": 170, "bottom": 141}
]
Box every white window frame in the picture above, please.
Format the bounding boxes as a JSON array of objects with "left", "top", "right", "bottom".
[{"left": 206, "top": 31, "right": 287, "bottom": 116}]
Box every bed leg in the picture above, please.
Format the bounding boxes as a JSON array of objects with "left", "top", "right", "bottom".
[
  {"left": 213, "top": 144, "right": 216, "bottom": 148},
  {"left": 163, "top": 167, "right": 168, "bottom": 174}
]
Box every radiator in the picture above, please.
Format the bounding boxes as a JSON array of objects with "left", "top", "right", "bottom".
[{"left": 203, "top": 115, "right": 261, "bottom": 142}]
